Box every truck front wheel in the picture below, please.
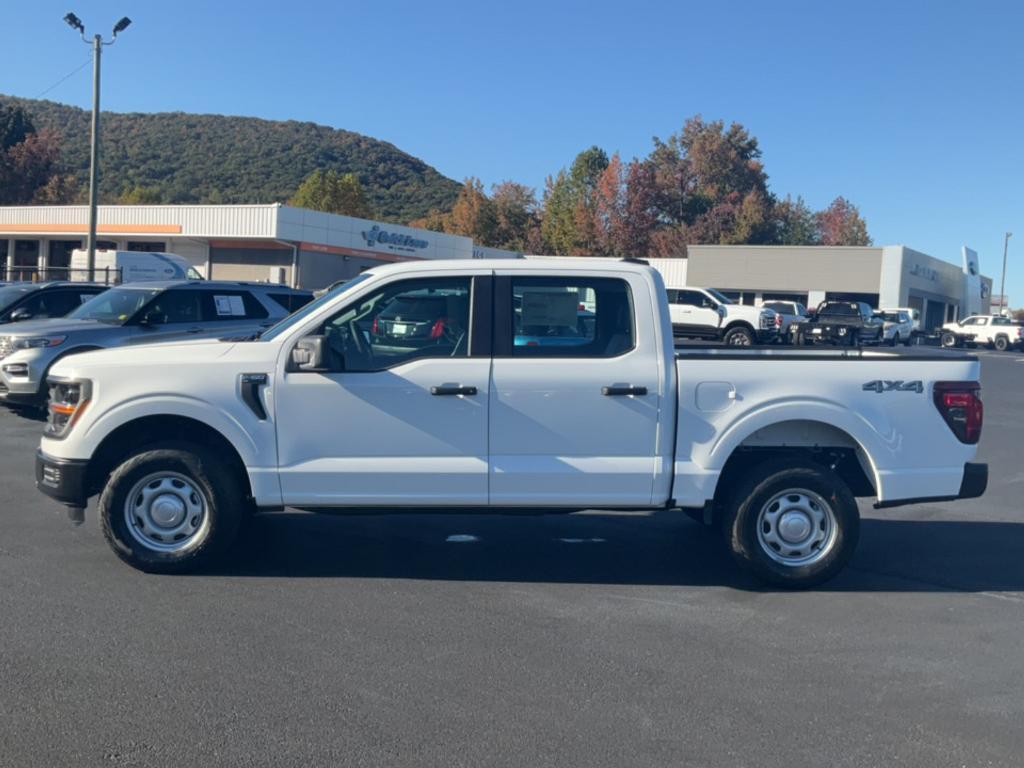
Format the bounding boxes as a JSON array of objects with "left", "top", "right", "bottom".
[
  {"left": 99, "top": 445, "right": 245, "bottom": 573},
  {"left": 723, "top": 326, "right": 754, "bottom": 346},
  {"left": 721, "top": 459, "right": 860, "bottom": 588}
]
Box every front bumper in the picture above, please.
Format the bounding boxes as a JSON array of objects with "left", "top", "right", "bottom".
[
  {"left": 0, "top": 351, "right": 47, "bottom": 402},
  {"left": 35, "top": 450, "right": 90, "bottom": 508},
  {"left": 754, "top": 328, "right": 779, "bottom": 343}
]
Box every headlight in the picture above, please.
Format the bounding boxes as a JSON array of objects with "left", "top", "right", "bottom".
[
  {"left": 838, "top": 327, "right": 848, "bottom": 335},
  {"left": 13, "top": 336, "right": 66, "bottom": 350},
  {"left": 45, "top": 378, "right": 92, "bottom": 439}
]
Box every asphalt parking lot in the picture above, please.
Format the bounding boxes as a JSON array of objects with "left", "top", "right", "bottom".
[{"left": 1, "top": 351, "right": 1022, "bottom": 768}]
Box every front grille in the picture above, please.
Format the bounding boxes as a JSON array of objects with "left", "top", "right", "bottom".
[
  {"left": 0, "top": 336, "right": 11, "bottom": 360},
  {"left": 759, "top": 314, "right": 775, "bottom": 330}
]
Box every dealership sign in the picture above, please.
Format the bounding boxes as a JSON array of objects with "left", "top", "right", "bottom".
[{"left": 361, "top": 225, "right": 429, "bottom": 252}]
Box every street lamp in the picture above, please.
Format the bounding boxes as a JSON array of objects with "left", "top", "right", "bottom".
[
  {"left": 1000, "top": 232, "right": 1012, "bottom": 316},
  {"left": 63, "top": 12, "right": 132, "bottom": 281}
]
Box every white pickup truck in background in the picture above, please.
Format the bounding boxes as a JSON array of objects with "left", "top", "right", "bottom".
[
  {"left": 667, "top": 286, "right": 779, "bottom": 345},
  {"left": 940, "top": 314, "right": 1024, "bottom": 352},
  {"left": 35, "top": 259, "right": 986, "bottom": 587}
]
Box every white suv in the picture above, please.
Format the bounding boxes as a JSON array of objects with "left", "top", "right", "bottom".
[{"left": 667, "top": 287, "right": 778, "bottom": 345}]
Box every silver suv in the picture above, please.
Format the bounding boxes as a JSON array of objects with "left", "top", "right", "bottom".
[{"left": 0, "top": 280, "right": 312, "bottom": 407}]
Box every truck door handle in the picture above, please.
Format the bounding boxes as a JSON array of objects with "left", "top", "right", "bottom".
[
  {"left": 431, "top": 385, "right": 477, "bottom": 396},
  {"left": 602, "top": 385, "right": 648, "bottom": 396}
]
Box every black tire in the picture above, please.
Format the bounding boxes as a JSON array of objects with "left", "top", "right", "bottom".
[
  {"left": 889, "top": 332, "right": 899, "bottom": 347},
  {"left": 723, "top": 326, "right": 754, "bottom": 346},
  {"left": 994, "top": 335, "right": 1009, "bottom": 352},
  {"left": 720, "top": 459, "right": 860, "bottom": 588},
  {"left": 940, "top": 331, "right": 957, "bottom": 348},
  {"left": 98, "top": 444, "right": 246, "bottom": 573},
  {"left": 847, "top": 330, "right": 859, "bottom": 347}
]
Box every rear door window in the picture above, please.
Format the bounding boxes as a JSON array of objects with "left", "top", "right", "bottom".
[
  {"left": 201, "top": 291, "right": 269, "bottom": 322},
  {"left": 267, "top": 292, "right": 314, "bottom": 313},
  {"left": 509, "top": 277, "right": 634, "bottom": 358}
]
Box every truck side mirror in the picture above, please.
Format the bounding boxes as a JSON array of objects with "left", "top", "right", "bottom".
[
  {"left": 9, "top": 308, "right": 33, "bottom": 322},
  {"left": 717, "top": 305, "right": 726, "bottom": 318},
  {"left": 290, "top": 335, "right": 337, "bottom": 372}
]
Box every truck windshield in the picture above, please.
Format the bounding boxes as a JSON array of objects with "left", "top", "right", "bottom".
[
  {"left": 260, "top": 274, "right": 372, "bottom": 341},
  {"left": 819, "top": 303, "right": 859, "bottom": 317},
  {"left": 706, "top": 288, "right": 733, "bottom": 305},
  {"left": 0, "top": 285, "right": 34, "bottom": 313},
  {"left": 68, "top": 287, "right": 161, "bottom": 324}
]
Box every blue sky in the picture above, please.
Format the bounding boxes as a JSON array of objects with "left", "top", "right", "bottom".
[{"left": 5, "top": 0, "right": 1023, "bottom": 300}]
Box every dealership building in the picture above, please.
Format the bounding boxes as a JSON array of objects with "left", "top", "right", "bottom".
[
  {"left": 650, "top": 244, "right": 993, "bottom": 330},
  {"left": 0, "top": 204, "right": 520, "bottom": 289},
  {"left": 0, "top": 205, "right": 992, "bottom": 328}
]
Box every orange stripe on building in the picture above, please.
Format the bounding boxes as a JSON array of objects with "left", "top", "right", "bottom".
[
  {"left": 297, "top": 241, "right": 418, "bottom": 262},
  {"left": 1, "top": 224, "right": 183, "bottom": 234}
]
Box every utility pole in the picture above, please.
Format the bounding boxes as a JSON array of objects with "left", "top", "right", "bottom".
[
  {"left": 1000, "top": 232, "right": 1012, "bottom": 316},
  {"left": 63, "top": 13, "right": 132, "bottom": 282}
]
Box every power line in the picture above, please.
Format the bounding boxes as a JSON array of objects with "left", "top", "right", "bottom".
[{"left": 37, "top": 57, "right": 92, "bottom": 99}]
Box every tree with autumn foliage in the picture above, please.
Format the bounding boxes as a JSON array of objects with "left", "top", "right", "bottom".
[
  {"left": 816, "top": 196, "right": 871, "bottom": 246},
  {"left": 0, "top": 104, "right": 78, "bottom": 205}
]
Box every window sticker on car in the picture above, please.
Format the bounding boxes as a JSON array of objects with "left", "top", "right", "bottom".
[
  {"left": 214, "top": 295, "right": 246, "bottom": 316},
  {"left": 521, "top": 291, "right": 579, "bottom": 327}
]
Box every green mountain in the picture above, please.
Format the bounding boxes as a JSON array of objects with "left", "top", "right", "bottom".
[{"left": 0, "top": 95, "right": 461, "bottom": 222}]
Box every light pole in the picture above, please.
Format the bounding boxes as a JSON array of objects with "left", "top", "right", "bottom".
[
  {"left": 999, "top": 231, "right": 1012, "bottom": 315},
  {"left": 63, "top": 12, "right": 132, "bottom": 282}
]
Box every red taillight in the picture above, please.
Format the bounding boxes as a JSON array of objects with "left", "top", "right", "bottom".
[
  {"left": 775, "top": 314, "right": 783, "bottom": 327},
  {"left": 371, "top": 316, "right": 379, "bottom": 335},
  {"left": 431, "top": 318, "right": 447, "bottom": 339},
  {"left": 933, "top": 381, "right": 983, "bottom": 444}
]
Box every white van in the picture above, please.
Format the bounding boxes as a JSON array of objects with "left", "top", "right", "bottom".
[{"left": 70, "top": 250, "right": 203, "bottom": 284}]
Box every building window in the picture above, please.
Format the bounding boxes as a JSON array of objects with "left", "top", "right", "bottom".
[
  {"left": 127, "top": 241, "right": 167, "bottom": 252},
  {"left": 97, "top": 241, "right": 118, "bottom": 251}
]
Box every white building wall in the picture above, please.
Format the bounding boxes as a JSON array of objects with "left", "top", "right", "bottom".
[{"left": 645, "top": 258, "right": 688, "bottom": 288}]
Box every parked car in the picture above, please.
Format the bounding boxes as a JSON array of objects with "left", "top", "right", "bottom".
[
  {"left": 876, "top": 309, "right": 915, "bottom": 346},
  {"left": 0, "top": 280, "right": 312, "bottom": 408},
  {"left": 761, "top": 300, "right": 809, "bottom": 342},
  {"left": 70, "top": 249, "right": 203, "bottom": 283},
  {"left": 667, "top": 287, "right": 778, "bottom": 345},
  {"left": 940, "top": 314, "right": 1024, "bottom": 352},
  {"left": 34, "top": 259, "right": 985, "bottom": 589},
  {"left": 881, "top": 306, "right": 922, "bottom": 333},
  {"left": 795, "top": 301, "right": 885, "bottom": 346},
  {"left": 514, "top": 308, "right": 596, "bottom": 348},
  {"left": 0, "top": 282, "right": 108, "bottom": 326},
  {"left": 370, "top": 288, "right": 468, "bottom": 348}
]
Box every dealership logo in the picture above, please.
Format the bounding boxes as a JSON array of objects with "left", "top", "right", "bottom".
[
  {"left": 909, "top": 264, "right": 938, "bottom": 281},
  {"left": 361, "top": 225, "right": 428, "bottom": 251},
  {"left": 981, "top": 283, "right": 990, "bottom": 299}
]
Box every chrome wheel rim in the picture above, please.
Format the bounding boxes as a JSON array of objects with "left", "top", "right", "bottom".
[
  {"left": 124, "top": 471, "right": 209, "bottom": 553},
  {"left": 756, "top": 488, "right": 838, "bottom": 567},
  {"left": 727, "top": 332, "right": 751, "bottom": 346}
]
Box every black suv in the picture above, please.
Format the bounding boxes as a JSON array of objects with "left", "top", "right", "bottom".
[
  {"left": 795, "top": 301, "right": 884, "bottom": 346},
  {"left": 0, "top": 282, "right": 109, "bottom": 326}
]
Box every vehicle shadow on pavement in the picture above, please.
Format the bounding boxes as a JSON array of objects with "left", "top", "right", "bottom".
[{"left": 207, "top": 510, "right": 1024, "bottom": 593}]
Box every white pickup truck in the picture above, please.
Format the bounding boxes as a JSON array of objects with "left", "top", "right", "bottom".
[
  {"left": 35, "top": 259, "right": 987, "bottom": 587},
  {"left": 666, "top": 287, "right": 779, "bottom": 345}
]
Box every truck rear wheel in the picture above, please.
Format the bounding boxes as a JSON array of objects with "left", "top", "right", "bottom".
[
  {"left": 994, "top": 335, "right": 1009, "bottom": 352},
  {"left": 98, "top": 445, "right": 245, "bottom": 573},
  {"left": 721, "top": 459, "right": 860, "bottom": 588},
  {"left": 940, "top": 331, "right": 958, "bottom": 348}
]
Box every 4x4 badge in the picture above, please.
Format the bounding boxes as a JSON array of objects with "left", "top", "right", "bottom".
[{"left": 862, "top": 380, "right": 923, "bottom": 394}]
